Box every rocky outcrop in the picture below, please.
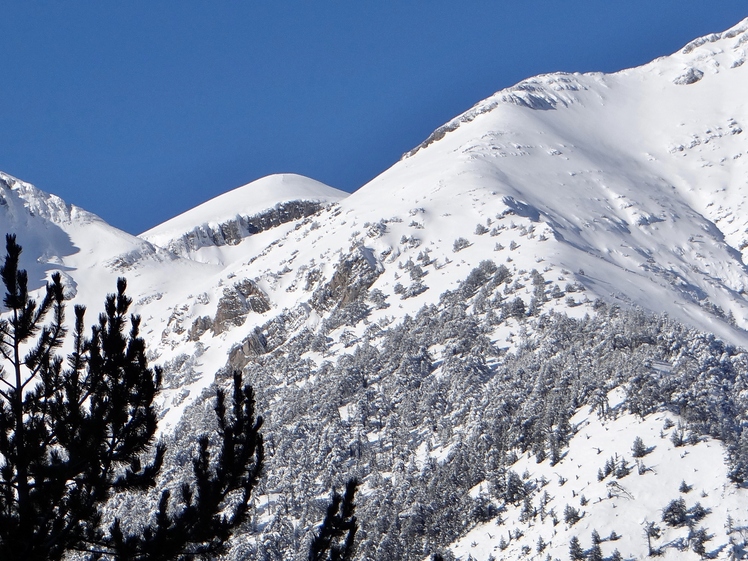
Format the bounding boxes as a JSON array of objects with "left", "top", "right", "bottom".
[
  {"left": 227, "top": 328, "right": 268, "bottom": 371},
  {"left": 310, "top": 246, "right": 383, "bottom": 313},
  {"left": 162, "top": 200, "right": 327, "bottom": 257},
  {"left": 187, "top": 315, "right": 212, "bottom": 341},
  {"left": 226, "top": 304, "right": 312, "bottom": 371},
  {"left": 223, "top": 259, "right": 384, "bottom": 368},
  {"left": 213, "top": 279, "right": 271, "bottom": 334}
]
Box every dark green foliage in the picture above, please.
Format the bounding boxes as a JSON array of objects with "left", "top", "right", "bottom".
[
  {"left": 602, "top": 456, "right": 616, "bottom": 478},
  {"left": 520, "top": 495, "right": 535, "bottom": 522},
  {"left": 536, "top": 535, "right": 547, "bottom": 553},
  {"left": 615, "top": 457, "right": 632, "bottom": 479},
  {"left": 215, "top": 263, "right": 748, "bottom": 558},
  {"left": 588, "top": 539, "right": 603, "bottom": 561},
  {"left": 671, "top": 427, "right": 685, "bottom": 447},
  {"left": 687, "top": 502, "right": 710, "bottom": 523},
  {"left": 632, "top": 436, "right": 650, "bottom": 458},
  {"left": 568, "top": 535, "right": 585, "bottom": 561},
  {"left": 689, "top": 526, "right": 713, "bottom": 557},
  {"left": 564, "top": 504, "right": 581, "bottom": 526},
  {"left": 506, "top": 297, "right": 526, "bottom": 319},
  {"left": 679, "top": 480, "right": 692, "bottom": 493},
  {"left": 498, "top": 536, "right": 508, "bottom": 550},
  {"left": 460, "top": 260, "right": 498, "bottom": 299},
  {"left": 0, "top": 235, "right": 263, "bottom": 561},
  {"left": 504, "top": 470, "right": 527, "bottom": 505},
  {"left": 662, "top": 498, "right": 688, "bottom": 527},
  {"left": 309, "top": 479, "right": 359, "bottom": 561}
]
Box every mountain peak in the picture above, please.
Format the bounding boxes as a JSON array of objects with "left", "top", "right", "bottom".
[
  {"left": 140, "top": 173, "right": 347, "bottom": 262},
  {"left": 0, "top": 171, "right": 98, "bottom": 227}
]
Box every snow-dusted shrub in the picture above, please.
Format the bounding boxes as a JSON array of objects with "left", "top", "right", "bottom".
[
  {"left": 564, "top": 504, "right": 582, "bottom": 526},
  {"left": 453, "top": 237, "right": 471, "bottom": 252}
]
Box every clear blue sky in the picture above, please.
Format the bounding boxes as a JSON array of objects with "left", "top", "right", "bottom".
[{"left": 1, "top": 2, "right": 746, "bottom": 234}]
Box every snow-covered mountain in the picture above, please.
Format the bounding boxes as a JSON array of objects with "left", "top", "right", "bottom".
[{"left": 2, "top": 17, "right": 748, "bottom": 561}]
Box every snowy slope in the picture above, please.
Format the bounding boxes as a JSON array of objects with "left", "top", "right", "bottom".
[
  {"left": 133, "top": 15, "right": 748, "bottom": 385},
  {"left": 448, "top": 388, "right": 748, "bottom": 561},
  {"left": 0, "top": 171, "right": 190, "bottom": 307},
  {"left": 332, "top": 16, "right": 748, "bottom": 344}
]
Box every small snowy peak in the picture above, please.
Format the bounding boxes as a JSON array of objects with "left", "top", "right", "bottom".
[
  {"left": 0, "top": 171, "right": 98, "bottom": 226},
  {"left": 0, "top": 171, "right": 158, "bottom": 289},
  {"left": 140, "top": 173, "right": 347, "bottom": 250}
]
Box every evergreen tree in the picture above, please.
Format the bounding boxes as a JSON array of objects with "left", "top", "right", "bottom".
[
  {"left": 309, "top": 478, "right": 359, "bottom": 561},
  {"left": 0, "top": 235, "right": 263, "bottom": 560},
  {"left": 662, "top": 497, "right": 688, "bottom": 527},
  {"left": 568, "top": 536, "right": 585, "bottom": 561},
  {"left": 588, "top": 538, "right": 603, "bottom": 561},
  {"left": 631, "top": 436, "right": 648, "bottom": 458},
  {"left": 689, "top": 526, "right": 713, "bottom": 557},
  {"left": 643, "top": 521, "right": 662, "bottom": 556}
]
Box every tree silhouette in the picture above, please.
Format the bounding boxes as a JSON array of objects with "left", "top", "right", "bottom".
[
  {"left": 309, "top": 478, "right": 359, "bottom": 561},
  {"left": 0, "top": 234, "right": 263, "bottom": 560}
]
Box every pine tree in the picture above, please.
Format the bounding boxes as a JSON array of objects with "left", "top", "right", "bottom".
[
  {"left": 568, "top": 535, "right": 585, "bottom": 561},
  {"left": 632, "top": 436, "right": 648, "bottom": 458},
  {"left": 689, "top": 526, "right": 713, "bottom": 557},
  {"left": 643, "top": 521, "right": 662, "bottom": 556},
  {"left": 309, "top": 478, "right": 359, "bottom": 561},
  {"left": 662, "top": 497, "right": 688, "bottom": 527},
  {"left": 0, "top": 235, "right": 263, "bottom": 560}
]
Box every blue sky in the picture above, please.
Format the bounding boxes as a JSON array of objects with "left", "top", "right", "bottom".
[{"left": 1, "top": 2, "right": 747, "bottom": 234}]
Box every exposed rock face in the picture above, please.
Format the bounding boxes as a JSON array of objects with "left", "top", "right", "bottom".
[
  {"left": 187, "top": 315, "right": 212, "bottom": 341},
  {"left": 224, "top": 250, "right": 381, "bottom": 371},
  {"left": 213, "top": 279, "right": 271, "bottom": 334},
  {"left": 228, "top": 328, "right": 268, "bottom": 371},
  {"left": 226, "top": 304, "right": 312, "bottom": 371},
  {"left": 311, "top": 246, "right": 383, "bottom": 313},
  {"left": 161, "top": 200, "right": 326, "bottom": 257}
]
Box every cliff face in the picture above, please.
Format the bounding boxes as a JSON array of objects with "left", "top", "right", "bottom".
[{"left": 159, "top": 200, "right": 327, "bottom": 258}]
